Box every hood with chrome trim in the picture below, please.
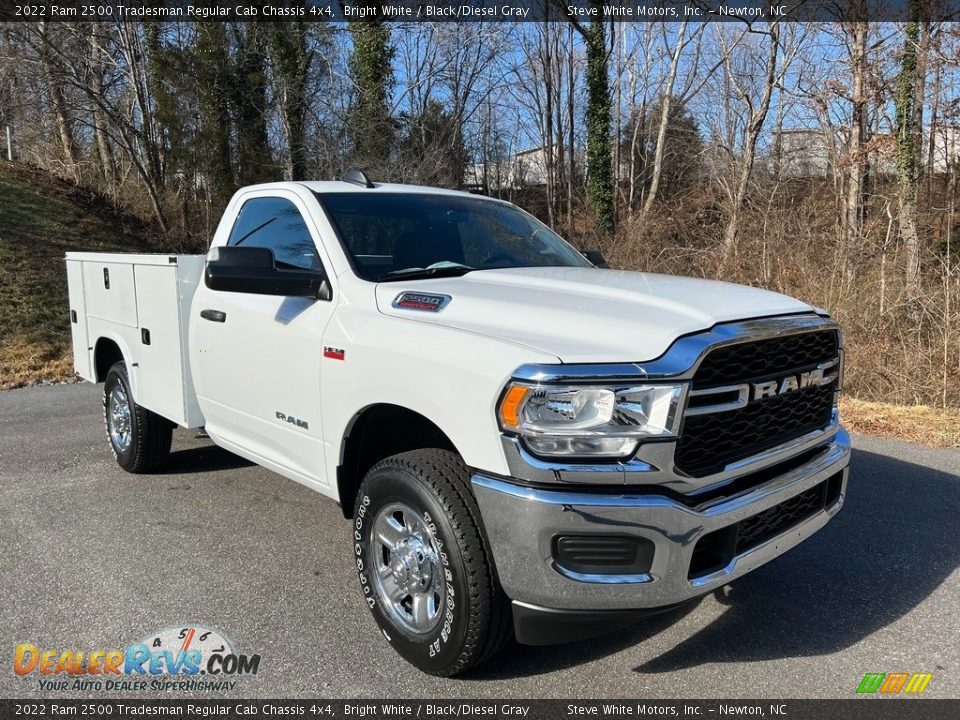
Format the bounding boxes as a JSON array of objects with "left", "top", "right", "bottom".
[{"left": 374, "top": 267, "right": 813, "bottom": 364}]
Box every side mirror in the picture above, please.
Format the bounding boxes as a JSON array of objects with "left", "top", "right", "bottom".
[
  {"left": 583, "top": 250, "right": 610, "bottom": 269},
  {"left": 205, "top": 246, "right": 331, "bottom": 300}
]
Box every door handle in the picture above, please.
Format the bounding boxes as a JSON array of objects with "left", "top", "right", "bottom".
[{"left": 200, "top": 309, "right": 226, "bottom": 323}]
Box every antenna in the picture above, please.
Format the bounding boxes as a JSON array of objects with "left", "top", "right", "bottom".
[{"left": 342, "top": 168, "right": 374, "bottom": 188}]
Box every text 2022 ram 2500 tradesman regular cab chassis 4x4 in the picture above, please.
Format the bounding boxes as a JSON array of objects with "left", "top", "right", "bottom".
[{"left": 66, "top": 170, "right": 849, "bottom": 676}]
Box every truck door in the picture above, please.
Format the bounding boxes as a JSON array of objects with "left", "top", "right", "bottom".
[{"left": 190, "top": 192, "right": 336, "bottom": 487}]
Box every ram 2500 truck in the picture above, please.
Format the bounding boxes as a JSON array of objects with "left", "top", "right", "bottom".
[{"left": 66, "top": 171, "right": 849, "bottom": 676}]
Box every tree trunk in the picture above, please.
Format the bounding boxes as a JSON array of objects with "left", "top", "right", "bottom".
[
  {"left": 567, "top": 23, "right": 575, "bottom": 233},
  {"left": 895, "top": 1, "right": 923, "bottom": 305},
  {"left": 230, "top": 24, "right": 273, "bottom": 185},
  {"left": 612, "top": 25, "right": 621, "bottom": 212},
  {"left": 37, "top": 22, "right": 79, "bottom": 181},
  {"left": 555, "top": 30, "right": 565, "bottom": 224},
  {"left": 925, "top": 38, "right": 941, "bottom": 202},
  {"left": 577, "top": 11, "right": 615, "bottom": 239},
  {"left": 845, "top": 21, "right": 868, "bottom": 248},
  {"left": 89, "top": 31, "right": 115, "bottom": 188},
  {"left": 348, "top": 19, "right": 395, "bottom": 171},
  {"left": 117, "top": 21, "right": 163, "bottom": 187},
  {"left": 196, "top": 23, "right": 234, "bottom": 208},
  {"left": 268, "top": 22, "right": 310, "bottom": 181},
  {"left": 542, "top": 22, "right": 555, "bottom": 227},
  {"left": 628, "top": 100, "right": 645, "bottom": 210},
  {"left": 719, "top": 24, "right": 780, "bottom": 275},
  {"left": 641, "top": 22, "right": 687, "bottom": 216}
]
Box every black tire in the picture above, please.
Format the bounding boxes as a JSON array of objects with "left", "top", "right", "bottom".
[
  {"left": 103, "top": 361, "right": 172, "bottom": 473},
  {"left": 353, "top": 449, "right": 512, "bottom": 676}
]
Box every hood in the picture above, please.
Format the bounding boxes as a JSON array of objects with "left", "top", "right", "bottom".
[{"left": 375, "top": 267, "right": 813, "bottom": 363}]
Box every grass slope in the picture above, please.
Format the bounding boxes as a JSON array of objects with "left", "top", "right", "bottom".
[
  {"left": 0, "top": 162, "right": 162, "bottom": 388},
  {"left": 840, "top": 399, "right": 960, "bottom": 449}
]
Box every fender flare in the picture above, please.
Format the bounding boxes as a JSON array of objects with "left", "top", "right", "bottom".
[{"left": 93, "top": 332, "right": 139, "bottom": 401}]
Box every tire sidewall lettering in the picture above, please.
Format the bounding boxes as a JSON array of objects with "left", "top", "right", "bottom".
[
  {"left": 353, "top": 495, "right": 376, "bottom": 612},
  {"left": 423, "top": 510, "right": 456, "bottom": 654},
  {"left": 354, "top": 485, "right": 462, "bottom": 662},
  {"left": 354, "top": 495, "right": 375, "bottom": 610}
]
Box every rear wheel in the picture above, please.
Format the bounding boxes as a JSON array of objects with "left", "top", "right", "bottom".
[
  {"left": 103, "top": 361, "right": 172, "bottom": 473},
  {"left": 353, "top": 449, "right": 512, "bottom": 676}
]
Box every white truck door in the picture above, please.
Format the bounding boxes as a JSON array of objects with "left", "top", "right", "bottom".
[{"left": 191, "top": 193, "right": 336, "bottom": 487}]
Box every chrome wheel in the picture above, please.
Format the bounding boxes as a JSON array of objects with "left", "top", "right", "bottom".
[
  {"left": 107, "top": 384, "right": 133, "bottom": 453},
  {"left": 370, "top": 502, "right": 446, "bottom": 635}
]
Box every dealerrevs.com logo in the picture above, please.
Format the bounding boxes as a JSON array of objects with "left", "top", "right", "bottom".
[{"left": 13, "top": 625, "right": 261, "bottom": 692}]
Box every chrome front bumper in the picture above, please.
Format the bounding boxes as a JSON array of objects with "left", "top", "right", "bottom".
[{"left": 472, "top": 428, "right": 850, "bottom": 611}]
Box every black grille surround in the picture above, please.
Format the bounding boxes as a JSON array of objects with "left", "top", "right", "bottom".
[{"left": 675, "top": 329, "right": 840, "bottom": 478}]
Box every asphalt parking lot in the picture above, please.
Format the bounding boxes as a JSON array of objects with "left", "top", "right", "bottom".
[{"left": 1, "top": 383, "right": 958, "bottom": 699}]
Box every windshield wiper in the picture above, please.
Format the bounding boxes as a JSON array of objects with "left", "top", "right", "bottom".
[{"left": 378, "top": 265, "right": 476, "bottom": 282}]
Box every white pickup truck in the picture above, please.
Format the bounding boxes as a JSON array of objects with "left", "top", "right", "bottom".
[{"left": 66, "top": 171, "right": 850, "bottom": 676}]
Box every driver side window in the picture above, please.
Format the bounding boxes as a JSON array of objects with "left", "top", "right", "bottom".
[{"left": 227, "top": 197, "right": 322, "bottom": 271}]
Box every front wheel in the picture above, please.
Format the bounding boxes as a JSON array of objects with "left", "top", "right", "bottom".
[
  {"left": 103, "top": 361, "right": 172, "bottom": 473},
  {"left": 353, "top": 449, "right": 512, "bottom": 676}
]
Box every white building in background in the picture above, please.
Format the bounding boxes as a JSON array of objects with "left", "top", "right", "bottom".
[
  {"left": 506, "top": 146, "right": 551, "bottom": 187},
  {"left": 770, "top": 125, "right": 960, "bottom": 179},
  {"left": 926, "top": 123, "right": 960, "bottom": 173},
  {"left": 465, "top": 146, "right": 547, "bottom": 191},
  {"left": 465, "top": 145, "right": 586, "bottom": 191},
  {"left": 772, "top": 129, "right": 834, "bottom": 178}
]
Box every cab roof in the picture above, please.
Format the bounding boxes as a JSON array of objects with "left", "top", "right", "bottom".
[
  {"left": 232, "top": 179, "right": 504, "bottom": 201},
  {"left": 299, "top": 180, "right": 479, "bottom": 197}
]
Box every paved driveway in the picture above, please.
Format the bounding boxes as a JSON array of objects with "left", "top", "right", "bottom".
[{"left": 1, "top": 384, "right": 958, "bottom": 698}]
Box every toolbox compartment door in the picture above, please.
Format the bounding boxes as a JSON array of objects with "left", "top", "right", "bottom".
[
  {"left": 133, "top": 264, "right": 187, "bottom": 424},
  {"left": 66, "top": 259, "right": 93, "bottom": 380},
  {"left": 82, "top": 261, "right": 138, "bottom": 328}
]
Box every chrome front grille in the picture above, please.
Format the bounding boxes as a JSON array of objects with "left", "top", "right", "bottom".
[{"left": 675, "top": 329, "right": 841, "bottom": 478}]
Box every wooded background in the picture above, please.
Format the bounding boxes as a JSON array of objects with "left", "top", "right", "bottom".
[{"left": 0, "top": 12, "right": 958, "bottom": 409}]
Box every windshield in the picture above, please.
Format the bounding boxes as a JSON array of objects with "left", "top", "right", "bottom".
[{"left": 316, "top": 192, "right": 592, "bottom": 282}]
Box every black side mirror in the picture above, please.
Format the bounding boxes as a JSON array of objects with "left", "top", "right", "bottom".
[
  {"left": 205, "top": 246, "right": 330, "bottom": 300},
  {"left": 583, "top": 250, "right": 610, "bottom": 269}
]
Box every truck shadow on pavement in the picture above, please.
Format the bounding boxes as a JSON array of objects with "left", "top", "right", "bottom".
[
  {"left": 464, "top": 447, "right": 959, "bottom": 679},
  {"left": 633, "top": 447, "right": 959, "bottom": 673},
  {"left": 154, "top": 443, "right": 254, "bottom": 475},
  {"left": 465, "top": 601, "right": 705, "bottom": 680}
]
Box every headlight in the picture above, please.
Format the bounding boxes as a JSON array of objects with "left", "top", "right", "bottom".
[{"left": 498, "top": 382, "right": 686, "bottom": 459}]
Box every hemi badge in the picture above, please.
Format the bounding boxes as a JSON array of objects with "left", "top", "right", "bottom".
[
  {"left": 324, "top": 347, "right": 345, "bottom": 361},
  {"left": 392, "top": 292, "right": 451, "bottom": 312}
]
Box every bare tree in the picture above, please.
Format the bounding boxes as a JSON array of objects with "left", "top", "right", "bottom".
[
  {"left": 641, "top": 22, "right": 698, "bottom": 216},
  {"left": 268, "top": 21, "right": 312, "bottom": 180},
  {"left": 716, "top": 22, "right": 782, "bottom": 274},
  {"left": 37, "top": 22, "right": 80, "bottom": 181},
  {"left": 23, "top": 23, "right": 171, "bottom": 231},
  {"left": 88, "top": 27, "right": 116, "bottom": 188},
  {"left": 844, "top": 18, "right": 868, "bottom": 248},
  {"left": 895, "top": 0, "right": 924, "bottom": 305}
]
